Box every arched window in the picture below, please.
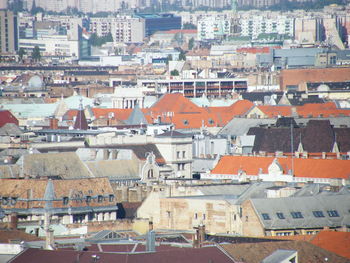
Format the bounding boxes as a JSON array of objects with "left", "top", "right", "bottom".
[{"left": 147, "top": 169, "right": 154, "bottom": 179}]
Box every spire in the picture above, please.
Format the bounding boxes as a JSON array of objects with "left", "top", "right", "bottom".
[{"left": 74, "top": 97, "right": 88, "bottom": 130}]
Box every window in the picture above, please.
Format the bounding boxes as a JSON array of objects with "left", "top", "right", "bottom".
[
  {"left": 327, "top": 210, "right": 339, "bottom": 217},
  {"left": 177, "top": 151, "right": 180, "bottom": 159},
  {"left": 262, "top": 213, "right": 271, "bottom": 220},
  {"left": 194, "top": 213, "right": 198, "bottom": 219},
  {"left": 291, "top": 212, "right": 303, "bottom": 219},
  {"left": 98, "top": 195, "right": 103, "bottom": 203},
  {"left": 203, "top": 214, "right": 206, "bottom": 220},
  {"left": 313, "top": 211, "right": 325, "bottom": 218},
  {"left": 109, "top": 194, "right": 115, "bottom": 202},
  {"left": 182, "top": 151, "right": 186, "bottom": 158},
  {"left": 276, "top": 212, "right": 285, "bottom": 219},
  {"left": 86, "top": 196, "right": 91, "bottom": 203}
]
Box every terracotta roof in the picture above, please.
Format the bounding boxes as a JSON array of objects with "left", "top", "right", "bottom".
[
  {"left": 11, "top": 246, "right": 235, "bottom": 263},
  {"left": 0, "top": 229, "right": 42, "bottom": 243},
  {"left": 310, "top": 231, "right": 350, "bottom": 259},
  {"left": 236, "top": 47, "right": 278, "bottom": 54},
  {"left": 62, "top": 109, "right": 78, "bottom": 121},
  {"left": 92, "top": 108, "right": 133, "bottom": 122},
  {"left": 211, "top": 155, "right": 350, "bottom": 179},
  {"left": 0, "top": 110, "right": 19, "bottom": 127},
  {"left": 221, "top": 240, "right": 348, "bottom": 263},
  {"left": 150, "top": 93, "right": 201, "bottom": 114},
  {"left": 91, "top": 94, "right": 252, "bottom": 129}
]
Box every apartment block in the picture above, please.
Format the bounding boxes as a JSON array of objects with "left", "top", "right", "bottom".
[
  {"left": 240, "top": 16, "right": 294, "bottom": 39},
  {"left": 0, "top": 10, "right": 19, "bottom": 54},
  {"left": 89, "top": 16, "right": 145, "bottom": 43}
]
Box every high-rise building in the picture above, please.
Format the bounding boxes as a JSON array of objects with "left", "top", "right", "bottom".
[{"left": 0, "top": 10, "right": 19, "bottom": 54}]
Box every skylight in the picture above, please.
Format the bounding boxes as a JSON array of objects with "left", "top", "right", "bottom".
[
  {"left": 276, "top": 212, "right": 285, "bottom": 219},
  {"left": 313, "top": 211, "right": 325, "bottom": 218},
  {"left": 291, "top": 212, "right": 303, "bottom": 219},
  {"left": 262, "top": 213, "right": 271, "bottom": 220},
  {"left": 327, "top": 210, "right": 339, "bottom": 217}
]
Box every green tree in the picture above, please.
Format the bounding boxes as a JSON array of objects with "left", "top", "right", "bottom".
[
  {"left": 179, "top": 50, "right": 186, "bottom": 61},
  {"left": 31, "top": 46, "right": 41, "bottom": 61},
  {"left": 18, "top": 48, "right": 26, "bottom": 61},
  {"left": 170, "top": 69, "right": 179, "bottom": 76},
  {"left": 188, "top": 37, "right": 194, "bottom": 50},
  {"left": 183, "top": 23, "right": 197, "bottom": 29}
]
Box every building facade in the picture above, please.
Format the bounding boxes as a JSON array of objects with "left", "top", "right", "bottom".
[{"left": 0, "top": 10, "right": 18, "bottom": 54}]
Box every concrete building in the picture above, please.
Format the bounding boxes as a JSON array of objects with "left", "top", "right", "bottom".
[
  {"left": 0, "top": 10, "right": 19, "bottom": 54},
  {"left": 89, "top": 16, "right": 145, "bottom": 43},
  {"left": 197, "top": 16, "right": 231, "bottom": 40},
  {"left": 240, "top": 16, "right": 294, "bottom": 39}
]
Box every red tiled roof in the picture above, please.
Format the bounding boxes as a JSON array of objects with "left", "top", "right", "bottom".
[
  {"left": 92, "top": 108, "right": 133, "bottom": 121},
  {"left": 311, "top": 231, "right": 350, "bottom": 259},
  {"left": 236, "top": 47, "right": 279, "bottom": 54},
  {"left": 211, "top": 155, "right": 350, "bottom": 179},
  {"left": 0, "top": 110, "right": 19, "bottom": 127},
  {"left": 63, "top": 109, "right": 78, "bottom": 121}
]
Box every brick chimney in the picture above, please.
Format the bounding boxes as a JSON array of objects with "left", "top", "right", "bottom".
[
  {"left": 8, "top": 212, "right": 18, "bottom": 230},
  {"left": 49, "top": 117, "right": 59, "bottom": 129}
]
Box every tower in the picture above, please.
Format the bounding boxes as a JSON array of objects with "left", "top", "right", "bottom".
[{"left": 0, "top": 10, "right": 19, "bottom": 54}]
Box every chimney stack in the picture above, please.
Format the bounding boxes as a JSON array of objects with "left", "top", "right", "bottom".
[
  {"left": 49, "top": 117, "right": 59, "bottom": 129},
  {"left": 8, "top": 212, "right": 18, "bottom": 230}
]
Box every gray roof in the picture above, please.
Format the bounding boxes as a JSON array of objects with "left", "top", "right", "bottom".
[
  {"left": 250, "top": 193, "right": 350, "bottom": 230},
  {"left": 262, "top": 249, "right": 297, "bottom": 263},
  {"left": 192, "top": 158, "right": 218, "bottom": 174},
  {"left": 218, "top": 118, "right": 275, "bottom": 136},
  {"left": 0, "top": 123, "right": 23, "bottom": 136},
  {"left": 85, "top": 159, "right": 141, "bottom": 180},
  {"left": 125, "top": 104, "right": 148, "bottom": 125},
  {"left": 197, "top": 184, "right": 250, "bottom": 196},
  {"left": 16, "top": 152, "right": 93, "bottom": 179}
]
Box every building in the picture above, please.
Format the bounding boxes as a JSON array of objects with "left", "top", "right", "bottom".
[
  {"left": 135, "top": 14, "right": 181, "bottom": 37},
  {"left": 241, "top": 193, "right": 350, "bottom": 237},
  {"left": 240, "top": 16, "right": 294, "bottom": 40},
  {"left": 137, "top": 77, "right": 248, "bottom": 98},
  {"left": 0, "top": 10, "right": 18, "bottom": 54},
  {"left": 0, "top": 178, "right": 118, "bottom": 227},
  {"left": 89, "top": 16, "right": 145, "bottom": 43},
  {"left": 209, "top": 155, "right": 350, "bottom": 184},
  {"left": 197, "top": 16, "right": 231, "bottom": 41}
]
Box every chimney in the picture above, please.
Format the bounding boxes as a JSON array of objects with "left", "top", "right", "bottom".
[
  {"left": 193, "top": 225, "right": 206, "bottom": 248},
  {"left": 146, "top": 230, "right": 156, "bottom": 252},
  {"left": 8, "top": 212, "right": 18, "bottom": 230},
  {"left": 49, "top": 117, "right": 59, "bottom": 129}
]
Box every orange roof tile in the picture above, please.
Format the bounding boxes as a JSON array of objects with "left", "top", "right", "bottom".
[
  {"left": 256, "top": 105, "right": 292, "bottom": 118},
  {"left": 92, "top": 108, "right": 133, "bottom": 121},
  {"left": 150, "top": 93, "right": 201, "bottom": 114},
  {"left": 211, "top": 155, "right": 350, "bottom": 179},
  {"left": 311, "top": 231, "right": 350, "bottom": 259}
]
